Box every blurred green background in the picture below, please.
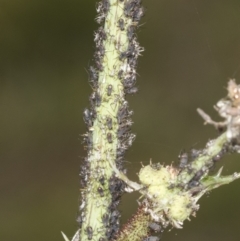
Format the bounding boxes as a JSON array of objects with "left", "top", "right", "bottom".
[{"left": 1, "top": 0, "right": 240, "bottom": 240}]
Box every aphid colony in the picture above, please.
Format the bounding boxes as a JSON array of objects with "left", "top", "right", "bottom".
[
  {"left": 176, "top": 145, "right": 226, "bottom": 190},
  {"left": 78, "top": 0, "right": 145, "bottom": 240}
]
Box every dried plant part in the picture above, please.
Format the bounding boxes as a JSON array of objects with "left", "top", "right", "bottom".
[{"left": 198, "top": 79, "right": 240, "bottom": 144}]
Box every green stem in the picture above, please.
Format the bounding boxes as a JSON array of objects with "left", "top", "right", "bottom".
[{"left": 79, "top": 0, "right": 144, "bottom": 240}]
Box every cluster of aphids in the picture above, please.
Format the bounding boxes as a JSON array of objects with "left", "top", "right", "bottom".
[
  {"left": 119, "top": 0, "right": 145, "bottom": 95},
  {"left": 115, "top": 0, "right": 144, "bottom": 170},
  {"left": 80, "top": 0, "right": 145, "bottom": 238},
  {"left": 105, "top": 209, "right": 122, "bottom": 239},
  {"left": 177, "top": 146, "right": 226, "bottom": 192},
  {"left": 83, "top": 211, "right": 122, "bottom": 241}
]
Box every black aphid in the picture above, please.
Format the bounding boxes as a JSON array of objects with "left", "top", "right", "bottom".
[
  {"left": 83, "top": 108, "right": 94, "bottom": 127},
  {"left": 90, "top": 92, "right": 101, "bottom": 107},
  {"left": 193, "top": 169, "right": 205, "bottom": 182},
  {"left": 212, "top": 154, "right": 221, "bottom": 162},
  {"left": 117, "top": 104, "right": 133, "bottom": 124},
  {"left": 118, "top": 69, "right": 124, "bottom": 79},
  {"left": 124, "top": 0, "right": 140, "bottom": 17},
  {"left": 76, "top": 214, "right": 84, "bottom": 226},
  {"left": 119, "top": 51, "right": 128, "bottom": 60},
  {"left": 88, "top": 66, "right": 98, "bottom": 87},
  {"left": 107, "top": 132, "right": 113, "bottom": 143},
  {"left": 128, "top": 56, "right": 138, "bottom": 68},
  {"left": 190, "top": 149, "right": 201, "bottom": 161},
  {"left": 102, "top": 0, "right": 110, "bottom": 13},
  {"left": 95, "top": 60, "right": 103, "bottom": 71},
  {"left": 106, "top": 117, "right": 113, "bottom": 130},
  {"left": 102, "top": 213, "right": 109, "bottom": 227},
  {"left": 111, "top": 210, "right": 121, "bottom": 220},
  {"left": 149, "top": 223, "right": 161, "bottom": 233},
  {"left": 133, "top": 6, "right": 144, "bottom": 22},
  {"left": 127, "top": 25, "right": 135, "bottom": 40},
  {"left": 127, "top": 42, "right": 137, "bottom": 58},
  {"left": 118, "top": 18, "right": 125, "bottom": 30},
  {"left": 123, "top": 76, "right": 136, "bottom": 88},
  {"left": 95, "top": 45, "right": 105, "bottom": 58},
  {"left": 99, "top": 175, "right": 105, "bottom": 185},
  {"left": 95, "top": 26, "right": 107, "bottom": 42},
  {"left": 86, "top": 226, "right": 93, "bottom": 240},
  {"left": 187, "top": 180, "right": 200, "bottom": 190},
  {"left": 97, "top": 187, "right": 104, "bottom": 197},
  {"left": 96, "top": 13, "right": 105, "bottom": 24}
]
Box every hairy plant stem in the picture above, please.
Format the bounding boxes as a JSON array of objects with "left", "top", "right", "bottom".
[{"left": 78, "top": 0, "right": 144, "bottom": 240}]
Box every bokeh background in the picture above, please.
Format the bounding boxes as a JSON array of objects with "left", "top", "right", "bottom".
[{"left": 1, "top": 0, "right": 240, "bottom": 240}]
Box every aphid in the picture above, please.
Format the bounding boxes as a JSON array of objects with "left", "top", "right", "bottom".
[
  {"left": 106, "top": 227, "right": 113, "bottom": 239},
  {"left": 102, "top": 0, "right": 110, "bottom": 13},
  {"left": 107, "top": 85, "right": 113, "bottom": 96},
  {"left": 90, "top": 92, "right": 101, "bottom": 107},
  {"left": 149, "top": 223, "right": 161, "bottom": 233},
  {"left": 193, "top": 169, "right": 204, "bottom": 182},
  {"left": 88, "top": 66, "right": 98, "bottom": 87},
  {"left": 98, "top": 45, "right": 105, "bottom": 57},
  {"left": 117, "top": 104, "right": 133, "bottom": 124},
  {"left": 111, "top": 210, "right": 121, "bottom": 221},
  {"left": 95, "top": 26, "right": 107, "bottom": 42},
  {"left": 95, "top": 13, "right": 105, "bottom": 24},
  {"left": 123, "top": 76, "right": 136, "bottom": 88},
  {"left": 118, "top": 18, "right": 125, "bottom": 31},
  {"left": 118, "top": 69, "right": 124, "bottom": 79},
  {"left": 119, "top": 51, "right": 128, "bottom": 60},
  {"left": 76, "top": 215, "right": 83, "bottom": 226},
  {"left": 127, "top": 25, "right": 135, "bottom": 40},
  {"left": 106, "top": 117, "right": 113, "bottom": 130},
  {"left": 102, "top": 213, "right": 109, "bottom": 227},
  {"left": 190, "top": 148, "right": 200, "bottom": 161},
  {"left": 86, "top": 226, "right": 93, "bottom": 240},
  {"left": 96, "top": 1, "right": 102, "bottom": 13},
  {"left": 95, "top": 60, "right": 103, "bottom": 71},
  {"left": 187, "top": 180, "right": 199, "bottom": 190},
  {"left": 128, "top": 57, "right": 138, "bottom": 68},
  {"left": 124, "top": 0, "right": 137, "bottom": 17},
  {"left": 98, "top": 187, "right": 104, "bottom": 197},
  {"left": 95, "top": 92, "right": 101, "bottom": 107},
  {"left": 107, "top": 132, "right": 113, "bottom": 143},
  {"left": 83, "top": 108, "right": 93, "bottom": 127},
  {"left": 82, "top": 132, "right": 93, "bottom": 150},
  {"left": 133, "top": 6, "right": 145, "bottom": 22},
  {"left": 125, "top": 86, "right": 138, "bottom": 94},
  {"left": 117, "top": 126, "right": 128, "bottom": 138},
  {"left": 127, "top": 43, "right": 136, "bottom": 58},
  {"left": 99, "top": 175, "right": 105, "bottom": 185},
  {"left": 212, "top": 154, "right": 221, "bottom": 162},
  {"left": 178, "top": 150, "right": 188, "bottom": 169}
]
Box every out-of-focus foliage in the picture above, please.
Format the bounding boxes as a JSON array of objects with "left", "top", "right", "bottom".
[{"left": 1, "top": 0, "right": 240, "bottom": 241}]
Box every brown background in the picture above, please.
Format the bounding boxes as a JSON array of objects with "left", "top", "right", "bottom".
[{"left": 1, "top": 0, "right": 240, "bottom": 240}]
